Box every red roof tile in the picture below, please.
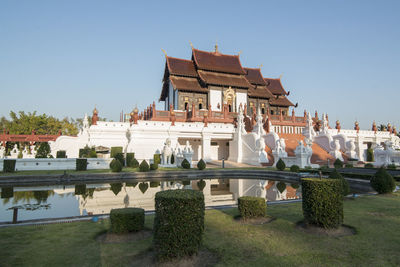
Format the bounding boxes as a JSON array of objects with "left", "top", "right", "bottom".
[
  {"left": 192, "top": 49, "right": 246, "bottom": 75},
  {"left": 198, "top": 70, "right": 253, "bottom": 88},
  {"left": 166, "top": 57, "right": 198, "bottom": 77},
  {"left": 269, "top": 96, "right": 294, "bottom": 107},
  {"left": 264, "top": 78, "right": 287, "bottom": 95},
  {"left": 169, "top": 76, "right": 207, "bottom": 93},
  {"left": 244, "top": 68, "right": 266, "bottom": 86},
  {"left": 247, "top": 86, "right": 274, "bottom": 99}
]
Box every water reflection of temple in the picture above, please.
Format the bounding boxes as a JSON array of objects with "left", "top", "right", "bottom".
[{"left": 76, "top": 179, "right": 301, "bottom": 215}]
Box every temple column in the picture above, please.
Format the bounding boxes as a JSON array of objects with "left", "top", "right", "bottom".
[{"left": 201, "top": 134, "right": 211, "bottom": 162}]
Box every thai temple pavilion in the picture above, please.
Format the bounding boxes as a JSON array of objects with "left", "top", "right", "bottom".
[{"left": 160, "top": 44, "right": 295, "bottom": 116}]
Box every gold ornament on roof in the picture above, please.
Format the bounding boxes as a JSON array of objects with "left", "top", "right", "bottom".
[
  {"left": 189, "top": 41, "right": 194, "bottom": 49},
  {"left": 161, "top": 49, "right": 167, "bottom": 57}
]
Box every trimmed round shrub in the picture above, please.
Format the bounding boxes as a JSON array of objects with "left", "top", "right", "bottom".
[
  {"left": 197, "top": 180, "right": 206, "bottom": 191},
  {"left": 88, "top": 149, "right": 97, "bottom": 158},
  {"left": 139, "top": 182, "right": 149, "bottom": 193},
  {"left": 365, "top": 163, "right": 374, "bottom": 168},
  {"left": 114, "top": 153, "right": 125, "bottom": 166},
  {"left": 290, "top": 165, "right": 300, "bottom": 173},
  {"left": 334, "top": 158, "right": 343, "bottom": 169},
  {"left": 328, "top": 169, "right": 350, "bottom": 196},
  {"left": 76, "top": 158, "right": 87, "bottom": 171},
  {"left": 110, "top": 159, "right": 123, "bottom": 172},
  {"left": 291, "top": 183, "right": 300, "bottom": 189},
  {"left": 197, "top": 159, "right": 206, "bottom": 170},
  {"left": 181, "top": 158, "right": 190, "bottom": 169},
  {"left": 110, "top": 208, "right": 145, "bottom": 233},
  {"left": 370, "top": 167, "right": 395, "bottom": 194},
  {"left": 302, "top": 178, "right": 343, "bottom": 229},
  {"left": 153, "top": 189, "right": 205, "bottom": 260},
  {"left": 238, "top": 196, "right": 266, "bottom": 219},
  {"left": 276, "top": 181, "right": 286, "bottom": 193},
  {"left": 345, "top": 164, "right": 353, "bottom": 168},
  {"left": 139, "top": 160, "right": 150, "bottom": 172},
  {"left": 276, "top": 158, "right": 286, "bottom": 171},
  {"left": 110, "top": 183, "right": 122, "bottom": 195},
  {"left": 150, "top": 163, "right": 158, "bottom": 171},
  {"left": 128, "top": 158, "right": 139, "bottom": 168}
]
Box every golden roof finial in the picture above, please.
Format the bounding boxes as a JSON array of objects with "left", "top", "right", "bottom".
[
  {"left": 238, "top": 50, "right": 242, "bottom": 55},
  {"left": 279, "top": 73, "right": 283, "bottom": 79},
  {"left": 215, "top": 40, "right": 219, "bottom": 53},
  {"left": 259, "top": 64, "right": 263, "bottom": 69},
  {"left": 161, "top": 49, "right": 167, "bottom": 57},
  {"left": 189, "top": 41, "right": 194, "bottom": 49}
]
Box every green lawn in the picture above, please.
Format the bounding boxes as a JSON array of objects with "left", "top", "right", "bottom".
[{"left": 0, "top": 193, "right": 399, "bottom": 266}]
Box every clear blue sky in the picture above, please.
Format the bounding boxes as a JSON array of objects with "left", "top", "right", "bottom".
[{"left": 1, "top": 0, "right": 399, "bottom": 129}]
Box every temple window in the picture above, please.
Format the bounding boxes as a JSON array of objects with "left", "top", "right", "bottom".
[
  {"left": 261, "top": 108, "right": 265, "bottom": 114},
  {"left": 282, "top": 111, "right": 286, "bottom": 116},
  {"left": 184, "top": 102, "right": 188, "bottom": 110},
  {"left": 271, "top": 110, "right": 274, "bottom": 115},
  {"left": 199, "top": 103, "right": 203, "bottom": 109},
  {"left": 228, "top": 104, "right": 232, "bottom": 112}
]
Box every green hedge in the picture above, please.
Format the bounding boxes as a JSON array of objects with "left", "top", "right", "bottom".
[
  {"left": 181, "top": 158, "right": 190, "bottom": 169},
  {"left": 126, "top": 153, "right": 135, "bottom": 166},
  {"left": 1, "top": 187, "right": 14, "bottom": 199},
  {"left": 238, "top": 196, "right": 266, "bottom": 219},
  {"left": 76, "top": 158, "right": 87, "bottom": 171},
  {"left": 56, "top": 150, "right": 67, "bottom": 158},
  {"left": 370, "top": 167, "right": 395, "bottom": 194},
  {"left": 197, "top": 159, "right": 206, "bottom": 170},
  {"left": 366, "top": 148, "right": 374, "bottom": 162},
  {"left": 276, "top": 158, "right": 286, "bottom": 171},
  {"left": 290, "top": 165, "right": 300, "bottom": 173},
  {"left": 197, "top": 180, "right": 206, "bottom": 191},
  {"left": 74, "top": 184, "right": 86, "bottom": 195},
  {"left": 302, "top": 178, "right": 343, "bottom": 229},
  {"left": 139, "top": 182, "right": 149, "bottom": 193},
  {"left": 139, "top": 160, "right": 150, "bottom": 172},
  {"left": 110, "top": 147, "right": 123, "bottom": 158},
  {"left": 110, "top": 159, "right": 123, "bottom": 172},
  {"left": 150, "top": 163, "right": 158, "bottom": 171},
  {"left": 150, "top": 181, "right": 160, "bottom": 188},
  {"left": 110, "top": 208, "right": 145, "bottom": 233},
  {"left": 153, "top": 154, "right": 161, "bottom": 165},
  {"left": 153, "top": 189, "right": 205, "bottom": 260},
  {"left": 328, "top": 169, "right": 350, "bottom": 196},
  {"left": 3, "top": 159, "right": 16, "bottom": 172}
]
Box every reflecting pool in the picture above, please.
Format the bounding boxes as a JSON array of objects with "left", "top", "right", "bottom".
[{"left": 0, "top": 178, "right": 301, "bottom": 223}]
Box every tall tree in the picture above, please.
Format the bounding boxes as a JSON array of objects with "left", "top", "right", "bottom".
[{"left": 0, "top": 111, "right": 79, "bottom": 135}]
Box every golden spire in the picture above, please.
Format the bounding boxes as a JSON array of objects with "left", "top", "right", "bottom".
[
  {"left": 259, "top": 64, "right": 263, "bottom": 69},
  {"left": 279, "top": 74, "right": 283, "bottom": 79},
  {"left": 215, "top": 40, "right": 219, "bottom": 53},
  {"left": 189, "top": 41, "right": 194, "bottom": 49},
  {"left": 161, "top": 49, "right": 167, "bottom": 57},
  {"left": 238, "top": 50, "right": 242, "bottom": 56}
]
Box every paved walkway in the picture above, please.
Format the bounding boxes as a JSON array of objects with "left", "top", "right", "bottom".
[{"left": 206, "top": 160, "right": 259, "bottom": 168}]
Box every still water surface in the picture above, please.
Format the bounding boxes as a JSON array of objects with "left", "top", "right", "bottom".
[{"left": 0, "top": 178, "right": 301, "bottom": 223}]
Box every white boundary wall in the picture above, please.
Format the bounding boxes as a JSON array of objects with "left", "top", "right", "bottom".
[{"left": 0, "top": 158, "right": 112, "bottom": 171}]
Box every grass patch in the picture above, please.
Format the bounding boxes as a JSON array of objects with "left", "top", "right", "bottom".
[{"left": 0, "top": 192, "right": 399, "bottom": 266}]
